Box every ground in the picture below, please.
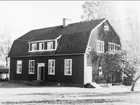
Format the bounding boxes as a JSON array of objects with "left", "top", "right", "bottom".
[{"left": 0, "top": 82, "right": 140, "bottom": 105}]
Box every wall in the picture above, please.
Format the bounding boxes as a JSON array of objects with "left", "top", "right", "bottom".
[
  {"left": 10, "top": 54, "right": 84, "bottom": 85},
  {"left": 86, "top": 20, "right": 121, "bottom": 82}
]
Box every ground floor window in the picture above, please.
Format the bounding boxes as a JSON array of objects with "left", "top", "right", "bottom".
[
  {"left": 48, "top": 59, "right": 55, "bottom": 75},
  {"left": 16, "top": 60, "right": 22, "bottom": 74},
  {"left": 29, "top": 60, "right": 35, "bottom": 74},
  {"left": 64, "top": 59, "right": 72, "bottom": 75}
]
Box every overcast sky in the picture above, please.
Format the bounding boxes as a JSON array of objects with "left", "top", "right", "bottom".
[{"left": 0, "top": 1, "right": 84, "bottom": 41}]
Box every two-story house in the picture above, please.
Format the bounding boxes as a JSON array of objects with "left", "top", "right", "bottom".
[{"left": 8, "top": 18, "right": 121, "bottom": 86}]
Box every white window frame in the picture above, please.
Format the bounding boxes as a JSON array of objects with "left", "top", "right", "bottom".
[
  {"left": 108, "top": 42, "right": 115, "bottom": 51},
  {"left": 16, "top": 60, "right": 22, "bottom": 74},
  {"left": 48, "top": 59, "right": 55, "bottom": 75},
  {"left": 64, "top": 59, "right": 72, "bottom": 76},
  {"left": 29, "top": 60, "right": 35, "bottom": 74},
  {"left": 97, "top": 40, "right": 104, "bottom": 53}
]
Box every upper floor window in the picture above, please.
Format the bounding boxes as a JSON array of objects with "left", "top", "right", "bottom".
[
  {"left": 64, "top": 59, "right": 72, "bottom": 76},
  {"left": 108, "top": 42, "right": 120, "bottom": 52},
  {"left": 39, "top": 42, "right": 44, "bottom": 50},
  {"left": 97, "top": 40, "right": 104, "bottom": 53},
  {"left": 29, "top": 60, "right": 35, "bottom": 74},
  {"left": 48, "top": 59, "right": 55, "bottom": 75},
  {"left": 104, "top": 24, "right": 110, "bottom": 32},
  {"left": 31, "top": 43, "right": 37, "bottom": 51},
  {"left": 17, "top": 60, "right": 22, "bottom": 74},
  {"left": 108, "top": 42, "right": 115, "bottom": 51},
  {"left": 29, "top": 35, "right": 62, "bottom": 52},
  {"left": 47, "top": 42, "right": 54, "bottom": 50}
]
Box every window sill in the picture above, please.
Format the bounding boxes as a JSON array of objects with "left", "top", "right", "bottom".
[{"left": 16, "top": 73, "right": 22, "bottom": 74}]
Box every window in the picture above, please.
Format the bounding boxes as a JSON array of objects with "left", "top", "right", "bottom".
[
  {"left": 32, "top": 43, "right": 37, "bottom": 51},
  {"left": 47, "top": 42, "right": 54, "bottom": 50},
  {"left": 115, "top": 44, "right": 120, "bottom": 51},
  {"left": 17, "top": 60, "right": 22, "bottom": 74},
  {"left": 39, "top": 42, "right": 44, "bottom": 50},
  {"left": 48, "top": 59, "right": 55, "bottom": 75},
  {"left": 64, "top": 59, "right": 72, "bottom": 75},
  {"left": 97, "top": 40, "right": 104, "bottom": 53},
  {"left": 108, "top": 42, "right": 116, "bottom": 51},
  {"left": 104, "top": 25, "right": 109, "bottom": 32},
  {"left": 29, "top": 60, "right": 35, "bottom": 74}
]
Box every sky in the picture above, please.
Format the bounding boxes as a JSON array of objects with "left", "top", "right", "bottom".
[
  {"left": 0, "top": 1, "right": 140, "bottom": 43},
  {"left": 0, "top": 1, "right": 84, "bottom": 41}
]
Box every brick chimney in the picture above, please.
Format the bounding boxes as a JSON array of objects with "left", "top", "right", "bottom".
[{"left": 63, "top": 18, "right": 71, "bottom": 27}]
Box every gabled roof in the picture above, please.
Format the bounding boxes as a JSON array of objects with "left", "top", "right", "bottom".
[{"left": 9, "top": 18, "right": 106, "bottom": 57}]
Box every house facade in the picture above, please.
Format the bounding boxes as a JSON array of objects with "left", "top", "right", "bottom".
[{"left": 8, "top": 18, "right": 121, "bottom": 86}]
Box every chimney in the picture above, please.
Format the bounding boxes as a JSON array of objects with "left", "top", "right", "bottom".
[{"left": 63, "top": 18, "right": 71, "bottom": 27}]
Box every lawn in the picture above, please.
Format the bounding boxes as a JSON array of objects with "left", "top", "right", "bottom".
[{"left": 0, "top": 81, "right": 140, "bottom": 105}]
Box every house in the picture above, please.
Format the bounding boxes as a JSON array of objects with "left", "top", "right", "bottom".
[{"left": 8, "top": 18, "right": 121, "bottom": 86}]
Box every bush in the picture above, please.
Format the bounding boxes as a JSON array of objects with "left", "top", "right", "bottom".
[
  {"left": 84, "top": 83, "right": 95, "bottom": 88},
  {"left": 123, "top": 76, "right": 133, "bottom": 86}
]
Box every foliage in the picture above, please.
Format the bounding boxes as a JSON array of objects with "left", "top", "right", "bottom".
[
  {"left": 0, "top": 27, "right": 12, "bottom": 68},
  {"left": 101, "top": 50, "right": 139, "bottom": 77},
  {"left": 81, "top": 1, "right": 101, "bottom": 21}
]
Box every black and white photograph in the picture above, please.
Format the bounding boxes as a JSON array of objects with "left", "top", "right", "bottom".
[{"left": 0, "top": 1, "right": 140, "bottom": 105}]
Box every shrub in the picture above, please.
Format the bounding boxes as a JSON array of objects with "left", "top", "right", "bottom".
[{"left": 123, "top": 76, "right": 133, "bottom": 86}]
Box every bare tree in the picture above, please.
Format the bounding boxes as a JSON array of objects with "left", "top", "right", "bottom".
[{"left": 0, "top": 27, "right": 12, "bottom": 69}]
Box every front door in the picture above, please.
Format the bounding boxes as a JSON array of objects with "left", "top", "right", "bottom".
[{"left": 37, "top": 63, "right": 45, "bottom": 80}]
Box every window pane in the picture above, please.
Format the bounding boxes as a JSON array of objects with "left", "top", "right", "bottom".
[
  {"left": 64, "top": 59, "right": 72, "bottom": 75},
  {"left": 29, "top": 60, "right": 35, "bottom": 74},
  {"left": 47, "top": 42, "right": 53, "bottom": 50},
  {"left": 97, "top": 40, "right": 104, "bottom": 53},
  {"left": 17, "top": 60, "right": 22, "bottom": 74},
  {"left": 48, "top": 59, "right": 55, "bottom": 75},
  {"left": 32, "top": 43, "right": 37, "bottom": 51}
]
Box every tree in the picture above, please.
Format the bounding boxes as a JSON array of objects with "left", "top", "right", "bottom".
[
  {"left": 81, "top": 1, "right": 140, "bottom": 91},
  {"left": 101, "top": 50, "right": 140, "bottom": 91},
  {"left": 0, "top": 27, "right": 12, "bottom": 69},
  {"left": 81, "top": 1, "right": 101, "bottom": 21}
]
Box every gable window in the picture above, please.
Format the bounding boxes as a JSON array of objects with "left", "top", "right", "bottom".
[
  {"left": 29, "top": 60, "right": 35, "bottom": 74},
  {"left": 47, "top": 41, "right": 54, "bottom": 50},
  {"left": 32, "top": 43, "right": 37, "bottom": 51},
  {"left": 28, "top": 35, "right": 62, "bottom": 52},
  {"left": 97, "top": 40, "right": 104, "bottom": 53},
  {"left": 64, "top": 59, "right": 72, "bottom": 76},
  {"left": 48, "top": 59, "right": 55, "bottom": 75},
  {"left": 104, "top": 24, "right": 109, "bottom": 32},
  {"left": 39, "top": 42, "right": 44, "bottom": 50},
  {"left": 17, "top": 60, "right": 22, "bottom": 74},
  {"left": 108, "top": 42, "right": 115, "bottom": 51}
]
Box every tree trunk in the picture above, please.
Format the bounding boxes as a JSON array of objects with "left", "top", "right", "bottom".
[{"left": 131, "top": 75, "right": 140, "bottom": 91}]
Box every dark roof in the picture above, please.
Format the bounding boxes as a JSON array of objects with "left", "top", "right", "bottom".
[{"left": 9, "top": 18, "right": 106, "bottom": 57}]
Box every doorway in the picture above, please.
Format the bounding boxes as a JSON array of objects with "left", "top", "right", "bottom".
[{"left": 37, "top": 63, "right": 45, "bottom": 80}]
